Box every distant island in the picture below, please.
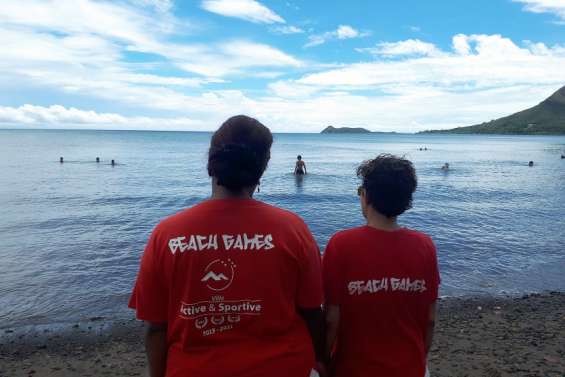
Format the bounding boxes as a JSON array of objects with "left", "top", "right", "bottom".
[
  {"left": 420, "top": 85, "right": 565, "bottom": 135},
  {"left": 321, "top": 126, "right": 372, "bottom": 134}
]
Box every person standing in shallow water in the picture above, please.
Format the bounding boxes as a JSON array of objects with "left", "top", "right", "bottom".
[
  {"left": 295, "top": 155, "right": 307, "bottom": 175},
  {"left": 129, "top": 115, "right": 325, "bottom": 377},
  {"left": 323, "top": 154, "right": 440, "bottom": 377}
]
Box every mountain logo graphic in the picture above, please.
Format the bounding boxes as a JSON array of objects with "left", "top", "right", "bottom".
[
  {"left": 201, "top": 271, "right": 229, "bottom": 282},
  {"left": 201, "top": 258, "right": 236, "bottom": 291}
]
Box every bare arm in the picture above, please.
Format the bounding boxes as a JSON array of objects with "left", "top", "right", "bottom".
[
  {"left": 298, "top": 307, "right": 325, "bottom": 363},
  {"left": 303, "top": 162, "right": 307, "bottom": 174},
  {"left": 145, "top": 321, "right": 168, "bottom": 377},
  {"left": 324, "top": 304, "right": 340, "bottom": 362},
  {"left": 425, "top": 302, "right": 437, "bottom": 355}
]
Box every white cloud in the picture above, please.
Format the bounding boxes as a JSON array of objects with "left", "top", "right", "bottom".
[
  {"left": 270, "top": 25, "right": 304, "bottom": 34},
  {"left": 257, "top": 34, "right": 565, "bottom": 131},
  {"left": 177, "top": 41, "right": 302, "bottom": 77},
  {"left": 2, "top": 84, "right": 559, "bottom": 133},
  {"left": 297, "top": 34, "right": 565, "bottom": 89},
  {"left": 132, "top": 0, "right": 174, "bottom": 13},
  {"left": 513, "top": 0, "right": 565, "bottom": 21},
  {"left": 452, "top": 34, "right": 471, "bottom": 55},
  {"left": 358, "top": 39, "right": 442, "bottom": 57},
  {"left": 334, "top": 25, "right": 357, "bottom": 39},
  {"left": 268, "top": 81, "right": 320, "bottom": 98},
  {"left": 0, "top": 104, "right": 208, "bottom": 131},
  {"left": 0, "top": 1, "right": 563, "bottom": 133},
  {"left": 250, "top": 84, "right": 559, "bottom": 132},
  {"left": 4, "top": 83, "right": 558, "bottom": 134},
  {"left": 0, "top": 0, "right": 176, "bottom": 50},
  {"left": 112, "top": 73, "right": 224, "bottom": 86},
  {"left": 0, "top": 1, "right": 300, "bottom": 79},
  {"left": 0, "top": 0, "right": 309, "bottom": 133},
  {"left": 201, "top": 0, "right": 285, "bottom": 24},
  {"left": 305, "top": 25, "right": 369, "bottom": 47},
  {"left": 0, "top": 0, "right": 302, "bottom": 98}
]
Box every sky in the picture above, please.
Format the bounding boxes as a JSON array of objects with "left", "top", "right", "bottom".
[{"left": 0, "top": 0, "right": 565, "bottom": 133}]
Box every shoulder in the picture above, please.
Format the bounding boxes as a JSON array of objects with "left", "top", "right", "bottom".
[
  {"left": 402, "top": 228, "right": 435, "bottom": 247},
  {"left": 255, "top": 200, "right": 309, "bottom": 227},
  {"left": 152, "top": 201, "right": 210, "bottom": 234},
  {"left": 323, "top": 228, "right": 363, "bottom": 268},
  {"left": 253, "top": 202, "right": 318, "bottom": 248},
  {"left": 400, "top": 228, "right": 437, "bottom": 262},
  {"left": 332, "top": 226, "right": 368, "bottom": 239},
  {"left": 327, "top": 226, "right": 366, "bottom": 248}
]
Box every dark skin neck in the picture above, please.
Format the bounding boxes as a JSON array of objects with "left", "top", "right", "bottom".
[
  {"left": 359, "top": 190, "right": 400, "bottom": 231},
  {"left": 211, "top": 177, "right": 256, "bottom": 199},
  {"left": 365, "top": 207, "right": 400, "bottom": 231}
]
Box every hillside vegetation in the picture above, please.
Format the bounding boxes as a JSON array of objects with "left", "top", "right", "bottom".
[{"left": 422, "top": 86, "right": 565, "bottom": 135}]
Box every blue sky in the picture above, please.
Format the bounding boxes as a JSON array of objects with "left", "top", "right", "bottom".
[{"left": 0, "top": 0, "right": 564, "bottom": 132}]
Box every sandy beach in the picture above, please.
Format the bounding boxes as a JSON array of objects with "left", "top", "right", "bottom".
[{"left": 1, "top": 292, "right": 564, "bottom": 377}]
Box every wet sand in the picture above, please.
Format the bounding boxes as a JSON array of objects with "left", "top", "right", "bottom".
[{"left": 1, "top": 292, "right": 564, "bottom": 377}]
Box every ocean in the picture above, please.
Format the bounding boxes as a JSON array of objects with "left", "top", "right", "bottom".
[{"left": 0, "top": 129, "right": 564, "bottom": 329}]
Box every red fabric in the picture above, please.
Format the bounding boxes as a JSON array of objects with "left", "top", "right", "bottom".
[
  {"left": 129, "top": 199, "right": 323, "bottom": 377},
  {"left": 323, "top": 226, "right": 440, "bottom": 377}
]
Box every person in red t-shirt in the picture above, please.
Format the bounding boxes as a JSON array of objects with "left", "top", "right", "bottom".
[
  {"left": 129, "top": 115, "right": 325, "bottom": 377},
  {"left": 323, "top": 154, "right": 440, "bottom": 377}
]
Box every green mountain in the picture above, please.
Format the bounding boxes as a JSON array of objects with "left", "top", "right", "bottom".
[
  {"left": 321, "top": 126, "right": 371, "bottom": 134},
  {"left": 422, "top": 85, "right": 565, "bottom": 135}
]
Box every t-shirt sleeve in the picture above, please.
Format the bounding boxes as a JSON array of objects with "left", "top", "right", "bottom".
[
  {"left": 426, "top": 237, "right": 441, "bottom": 303},
  {"left": 128, "top": 227, "right": 169, "bottom": 322},
  {"left": 322, "top": 236, "right": 342, "bottom": 305},
  {"left": 295, "top": 222, "right": 324, "bottom": 309}
]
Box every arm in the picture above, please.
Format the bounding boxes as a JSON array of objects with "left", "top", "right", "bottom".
[
  {"left": 145, "top": 321, "right": 168, "bottom": 377},
  {"left": 303, "top": 162, "right": 307, "bottom": 174},
  {"left": 425, "top": 237, "right": 440, "bottom": 356},
  {"left": 425, "top": 301, "right": 437, "bottom": 355},
  {"left": 129, "top": 228, "right": 170, "bottom": 377},
  {"left": 298, "top": 307, "right": 326, "bottom": 363},
  {"left": 294, "top": 221, "right": 325, "bottom": 372},
  {"left": 324, "top": 304, "right": 339, "bottom": 362}
]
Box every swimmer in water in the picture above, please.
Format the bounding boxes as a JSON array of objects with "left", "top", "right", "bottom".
[
  {"left": 294, "top": 155, "right": 307, "bottom": 175},
  {"left": 441, "top": 163, "right": 449, "bottom": 171},
  {"left": 528, "top": 161, "right": 534, "bottom": 167}
]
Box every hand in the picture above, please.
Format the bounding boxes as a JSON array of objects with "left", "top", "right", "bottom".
[{"left": 314, "top": 361, "right": 328, "bottom": 377}]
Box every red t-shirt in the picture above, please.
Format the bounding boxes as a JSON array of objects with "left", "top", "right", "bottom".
[
  {"left": 323, "top": 226, "right": 440, "bottom": 377},
  {"left": 129, "top": 199, "right": 323, "bottom": 377}
]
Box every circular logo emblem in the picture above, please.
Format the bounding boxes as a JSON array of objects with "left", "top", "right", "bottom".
[{"left": 201, "top": 258, "right": 236, "bottom": 291}]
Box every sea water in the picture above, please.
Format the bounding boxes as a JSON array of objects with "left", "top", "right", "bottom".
[{"left": 0, "top": 129, "right": 564, "bottom": 328}]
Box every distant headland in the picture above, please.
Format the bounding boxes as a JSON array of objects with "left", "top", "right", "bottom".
[
  {"left": 321, "top": 126, "right": 371, "bottom": 134},
  {"left": 321, "top": 126, "right": 398, "bottom": 134},
  {"left": 420, "top": 85, "right": 565, "bottom": 135}
]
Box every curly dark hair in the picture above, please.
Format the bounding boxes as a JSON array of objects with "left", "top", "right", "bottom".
[
  {"left": 207, "top": 115, "right": 273, "bottom": 191},
  {"left": 356, "top": 154, "right": 417, "bottom": 218}
]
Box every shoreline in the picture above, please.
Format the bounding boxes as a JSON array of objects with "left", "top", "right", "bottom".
[{"left": 1, "top": 292, "right": 564, "bottom": 377}]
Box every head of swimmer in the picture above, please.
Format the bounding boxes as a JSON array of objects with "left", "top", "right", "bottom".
[
  {"left": 356, "top": 154, "right": 417, "bottom": 220},
  {"left": 208, "top": 115, "right": 273, "bottom": 198},
  {"left": 297, "top": 155, "right": 302, "bottom": 161}
]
